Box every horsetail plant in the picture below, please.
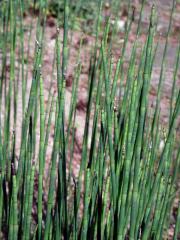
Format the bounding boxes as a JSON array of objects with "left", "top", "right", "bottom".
[{"left": 0, "top": 0, "right": 179, "bottom": 239}]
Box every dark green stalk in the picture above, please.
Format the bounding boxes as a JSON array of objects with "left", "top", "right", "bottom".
[
  {"left": 24, "top": 164, "right": 35, "bottom": 240},
  {"left": 129, "top": 5, "right": 156, "bottom": 239},
  {"left": 102, "top": 45, "right": 117, "bottom": 209},
  {"left": 173, "top": 201, "right": 180, "bottom": 240},
  {"left": 170, "top": 38, "right": 180, "bottom": 122},
  {"left": 19, "top": 0, "right": 25, "bottom": 115},
  {"left": 38, "top": 74, "right": 45, "bottom": 240},
  {"left": 154, "top": 0, "right": 176, "bottom": 128}
]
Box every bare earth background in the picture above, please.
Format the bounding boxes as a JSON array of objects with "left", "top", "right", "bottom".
[{"left": 1, "top": 0, "right": 179, "bottom": 238}]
